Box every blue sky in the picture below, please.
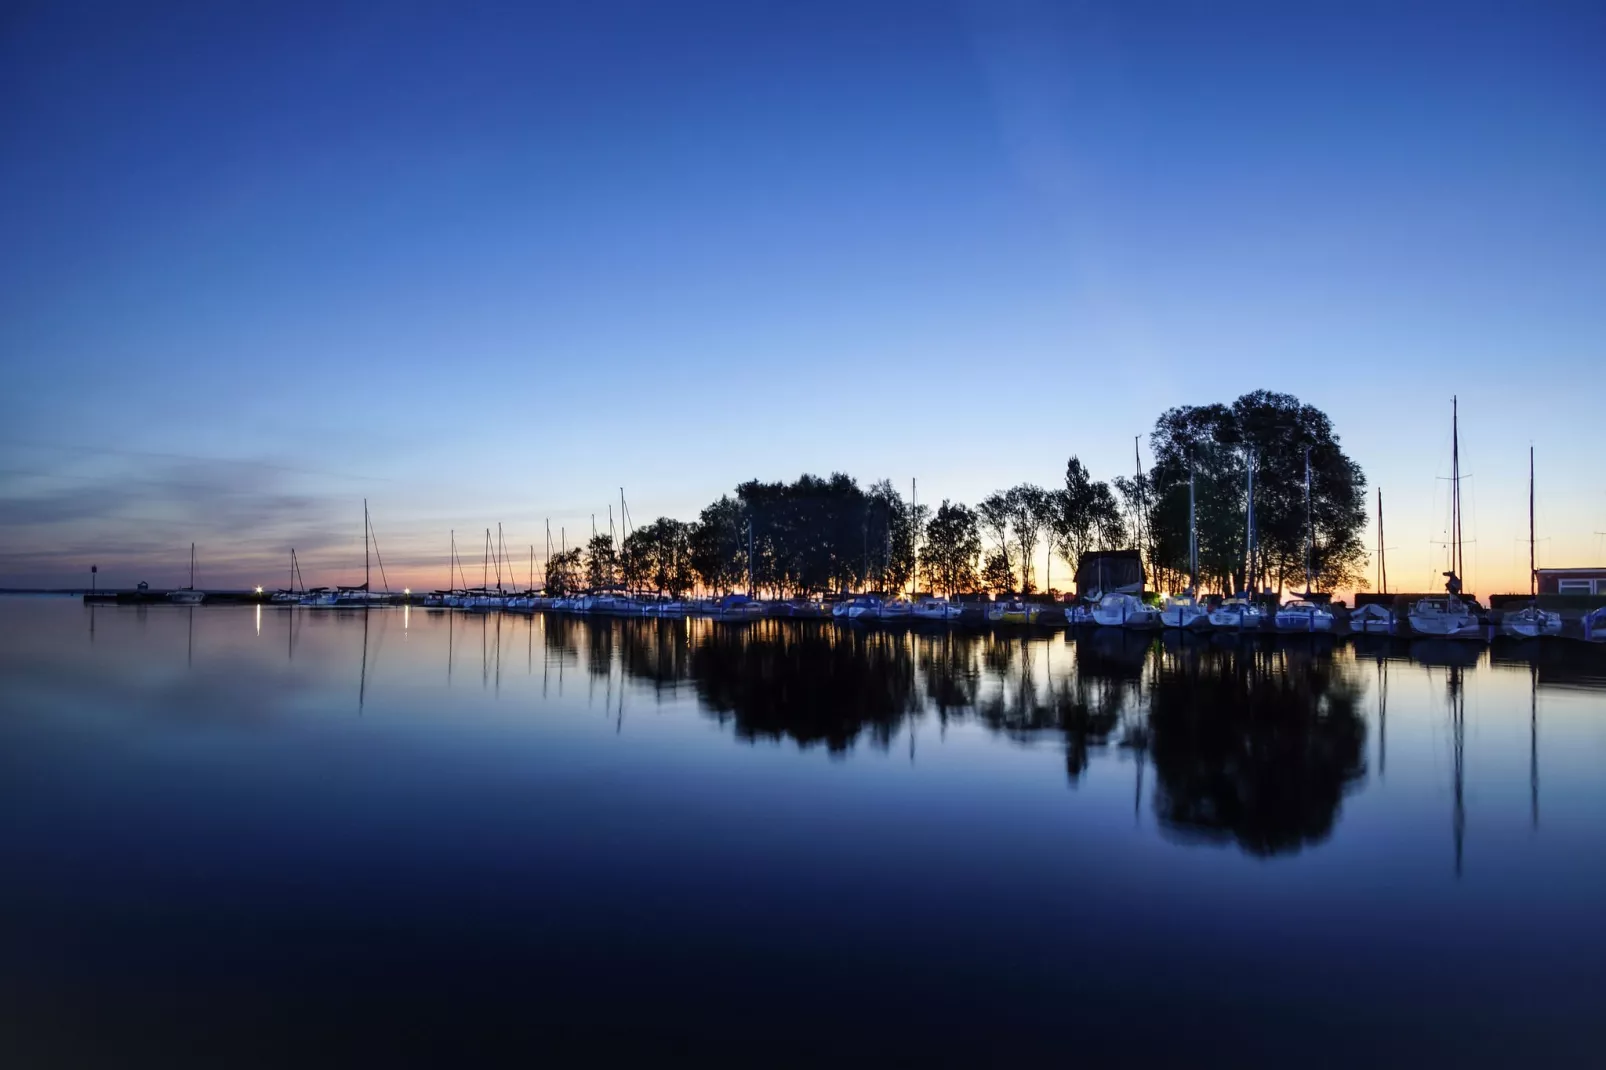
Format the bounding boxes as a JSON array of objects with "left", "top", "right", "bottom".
[{"left": 3, "top": 1, "right": 1602, "bottom": 592}]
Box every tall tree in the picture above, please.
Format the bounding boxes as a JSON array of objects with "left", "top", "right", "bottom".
[
  {"left": 1049, "top": 456, "right": 1125, "bottom": 581},
  {"left": 1144, "top": 392, "right": 1368, "bottom": 594},
  {"left": 920, "top": 501, "right": 981, "bottom": 596},
  {"left": 544, "top": 548, "right": 584, "bottom": 595},
  {"left": 981, "top": 549, "right": 1014, "bottom": 595},
  {"left": 690, "top": 496, "right": 747, "bottom": 594},
  {"left": 1003, "top": 484, "right": 1051, "bottom": 594},
  {"left": 619, "top": 524, "right": 659, "bottom": 592},
  {"left": 976, "top": 492, "right": 1013, "bottom": 592},
  {"left": 584, "top": 532, "right": 618, "bottom": 590},
  {"left": 650, "top": 518, "right": 695, "bottom": 597}
]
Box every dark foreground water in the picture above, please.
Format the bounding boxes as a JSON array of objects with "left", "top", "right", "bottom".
[{"left": 3, "top": 597, "right": 1604, "bottom": 1066}]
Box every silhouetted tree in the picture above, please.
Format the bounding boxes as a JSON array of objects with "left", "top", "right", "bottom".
[
  {"left": 1004, "top": 484, "right": 1052, "bottom": 593},
  {"left": 920, "top": 500, "right": 981, "bottom": 596},
  {"left": 1049, "top": 457, "right": 1125, "bottom": 583},
  {"left": 981, "top": 548, "right": 1013, "bottom": 594},
  {"left": 690, "top": 496, "right": 746, "bottom": 594},
  {"left": 544, "top": 548, "right": 585, "bottom": 595},
  {"left": 584, "top": 532, "right": 618, "bottom": 590},
  {"left": 620, "top": 527, "right": 653, "bottom": 592},
  {"left": 976, "top": 492, "right": 1013, "bottom": 591},
  {"left": 1145, "top": 392, "right": 1368, "bottom": 595},
  {"left": 621, "top": 518, "right": 696, "bottom": 596}
]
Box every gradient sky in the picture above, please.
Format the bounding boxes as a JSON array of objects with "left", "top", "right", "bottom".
[{"left": 3, "top": 0, "right": 1602, "bottom": 594}]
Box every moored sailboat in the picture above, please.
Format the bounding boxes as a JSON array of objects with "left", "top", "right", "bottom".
[
  {"left": 1502, "top": 446, "right": 1562, "bottom": 639},
  {"left": 1161, "top": 456, "right": 1210, "bottom": 629},
  {"left": 1409, "top": 399, "right": 1480, "bottom": 638},
  {"left": 1274, "top": 447, "right": 1334, "bottom": 632},
  {"left": 167, "top": 543, "right": 205, "bottom": 604},
  {"left": 1092, "top": 591, "right": 1162, "bottom": 629},
  {"left": 1208, "top": 598, "right": 1265, "bottom": 630},
  {"left": 270, "top": 548, "right": 305, "bottom": 603},
  {"left": 912, "top": 597, "right": 961, "bottom": 621}
]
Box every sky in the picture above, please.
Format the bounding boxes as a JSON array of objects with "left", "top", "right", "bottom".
[{"left": 3, "top": 0, "right": 1603, "bottom": 595}]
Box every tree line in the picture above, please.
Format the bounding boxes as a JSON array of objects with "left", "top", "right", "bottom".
[{"left": 541, "top": 390, "right": 1367, "bottom": 598}]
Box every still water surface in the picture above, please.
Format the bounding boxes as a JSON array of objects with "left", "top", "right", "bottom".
[{"left": 3, "top": 597, "right": 1604, "bottom": 1064}]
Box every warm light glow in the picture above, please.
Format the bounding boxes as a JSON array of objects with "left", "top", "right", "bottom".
[
  {"left": 404, "top": 588, "right": 411, "bottom": 594},
  {"left": 254, "top": 585, "right": 263, "bottom": 594}
]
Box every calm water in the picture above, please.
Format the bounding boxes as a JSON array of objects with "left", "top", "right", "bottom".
[{"left": 3, "top": 597, "right": 1604, "bottom": 1065}]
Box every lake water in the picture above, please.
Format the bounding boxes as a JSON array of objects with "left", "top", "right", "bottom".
[{"left": 3, "top": 596, "right": 1604, "bottom": 1065}]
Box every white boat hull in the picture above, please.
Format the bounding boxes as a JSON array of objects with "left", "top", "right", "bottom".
[
  {"left": 1160, "top": 605, "right": 1211, "bottom": 630},
  {"left": 1500, "top": 609, "right": 1561, "bottom": 639},
  {"left": 1275, "top": 611, "right": 1334, "bottom": 632},
  {"left": 1207, "top": 608, "right": 1264, "bottom": 630}
]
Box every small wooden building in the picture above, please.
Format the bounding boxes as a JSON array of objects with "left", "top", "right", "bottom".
[{"left": 1535, "top": 567, "right": 1606, "bottom": 596}]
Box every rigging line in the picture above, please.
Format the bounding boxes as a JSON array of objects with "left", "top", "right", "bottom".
[{"left": 368, "top": 514, "right": 392, "bottom": 593}]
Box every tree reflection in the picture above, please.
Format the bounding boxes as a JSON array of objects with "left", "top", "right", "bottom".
[
  {"left": 913, "top": 631, "right": 980, "bottom": 728},
  {"left": 690, "top": 622, "right": 919, "bottom": 752},
  {"left": 1147, "top": 639, "right": 1367, "bottom": 855},
  {"left": 615, "top": 619, "right": 695, "bottom": 694}
]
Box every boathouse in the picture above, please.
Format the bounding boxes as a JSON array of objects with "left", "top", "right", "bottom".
[{"left": 1535, "top": 567, "right": 1606, "bottom": 596}]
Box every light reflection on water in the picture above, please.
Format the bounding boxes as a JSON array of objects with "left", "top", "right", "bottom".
[{"left": 3, "top": 597, "right": 1605, "bottom": 1064}]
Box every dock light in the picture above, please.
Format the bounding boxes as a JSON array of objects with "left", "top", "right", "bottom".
[
  {"left": 404, "top": 588, "right": 411, "bottom": 595},
  {"left": 254, "top": 585, "right": 263, "bottom": 594}
]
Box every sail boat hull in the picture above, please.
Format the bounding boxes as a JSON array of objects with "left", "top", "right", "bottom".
[
  {"left": 1500, "top": 608, "right": 1562, "bottom": 639},
  {"left": 1408, "top": 600, "right": 1481, "bottom": 638},
  {"left": 1160, "top": 601, "right": 1210, "bottom": 629}
]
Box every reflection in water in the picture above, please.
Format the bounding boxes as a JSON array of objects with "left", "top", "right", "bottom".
[
  {"left": 4, "top": 599, "right": 1606, "bottom": 1064},
  {"left": 1146, "top": 638, "right": 1368, "bottom": 856},
  {"left": 310, "top": 609, "right": 1594, "bottom": 867},
  {"left": 692, "top": 622, "right": 918, "bottom": 752},
  {"left": 1531, "top": 661, "right": 1539, "bottom": 830},
  {"left": 531, "top": 619, "right": 1380, "bottom": 854},
  {"left": 1448, "top": 665, "right": 1466, "bottom": 875}
]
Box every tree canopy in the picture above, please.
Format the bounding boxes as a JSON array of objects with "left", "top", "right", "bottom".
[
  {"left": 1142, "top": 391, "right": 1368, "bottom": 595},
  {"left": 534, "top": 393, "right": 1368, "bottom": 598}
]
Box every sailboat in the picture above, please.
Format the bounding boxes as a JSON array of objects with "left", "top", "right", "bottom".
[
  {"left": 1502, "top": 446, "right": 1562, "bottom": 639},
  {"left": 1408, "top": 398, "right": 1480, "bottom": 638},
  {"left": 1162, "top": 454, "right": 1210, "bottom": 629},
  {"left": 1274, "top": 447, "right": 1334, "bottom": 632},
  {"left": 1091, "top": 589, "right": 1162, "bottom": 629},
  {"left": 1350, "top": 490, "right": 1394, "bottom": 634},
  {"left": 1208, "top": 452, "right": 1265, "bottom": 630},
  {"left": 167, "top": 543, "right": 206, "bottom": 604},
  {"left": 270, "top": 549, "right": 306, "bottom": 603},
  {"left": 913, "top": 597, "right": 962, "bottom": 621}
]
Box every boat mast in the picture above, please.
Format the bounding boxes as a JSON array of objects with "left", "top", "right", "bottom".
[
  {"left": 1187, "top": 450, "right": 1197, "bottom": 593},
  {"left": 1451, "top": 396, "right": 1462, "bottom": 585},
  {"left": 364, "top": 499, "right": 370, "bottom": 591},
  {"left": 1529, "top": 444, "right": 1536, "bottom": 600},
  {"left": 1377, "top": 489, "right": 1388, "bottom": 595},
  {"left": 1134, "top": 436, "right": 1149, "bottom": 590},
  {"left": 911, "top": 477, "right": 917, "bottom": 598},
  {"left": 190, "top": 542, "right": 195, "bottom": 589},
  {"left": 1245, "top": 450, "right": 1256, "bottom": 595},
  {"left": 1304, "top": 446, "right": 1313, "bottom": 594},
  {"left": 449, "top": 531, "right": 456, "bottom": 590}
]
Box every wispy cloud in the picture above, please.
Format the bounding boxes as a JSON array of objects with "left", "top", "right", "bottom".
[{"left": 0, "top": 454, "right": 354, "bottom": 588}]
